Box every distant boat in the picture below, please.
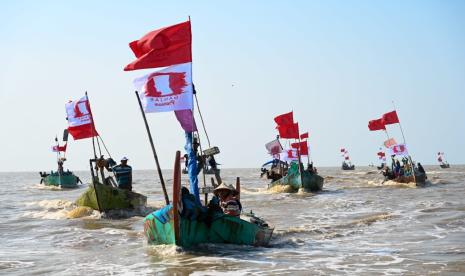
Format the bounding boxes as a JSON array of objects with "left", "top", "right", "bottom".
[
  {"left": 260, "top": 159, "right": 288, "bottom": 181},
  {"left": 40, "top": 130, "right": 80, "bottom": 188},
  {"left": 342, "top": 161, "right": 355, "bottom": 170},
  {"left": 268, "top": 162, "right": 324, "bottom": 192},
  {"left": 437, "top": 152, "right": 450, "bottom": 169},
  {"left": 340, "top": 148, "right": 355, "bottom": 170},
  {"left": 263, "top": 112, "right": 324, "bottom": 193},
  {"left": 368, "top": 109, "right": 427, "bottom": 186}
]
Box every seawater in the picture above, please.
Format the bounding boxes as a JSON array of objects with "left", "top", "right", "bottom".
[{"left": 1, "top": 166, "right": 464, "bottom": 275}]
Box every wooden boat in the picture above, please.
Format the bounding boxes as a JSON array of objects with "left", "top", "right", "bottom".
[
  {"left": 260, "top": 159, "right": 288, "bottom": 181},
  {"left": 143, "top": 151, "right": 274, "bottom": 247},
  {"left": 76, "top": 181, "right": 147, "bottom": 211},
  {"left": 268, "top": 162, "right": 324, "bottom": 192},
  {"left": 437, "top": 152, "right": 450, "bottom": 169},
  {"left": 341, "top": 162, "right": 355, "bottom": 170},
  {"left": 40, "top": 170, "right": 79, "bottom": 188},
  {"left": 41, "top": 131, "right": 79, "bottom": 188},
  {"left": 391, "top": 172, "right": 427, "bottom": 186}
]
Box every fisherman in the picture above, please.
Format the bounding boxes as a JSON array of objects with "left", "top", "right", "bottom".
[
  {"left": 395, "top": 160, "right": 401, "bottom": 177},
  {"left": 212, "top": 183, "right": 242, "bottom": 217},
  {"left": 183, "top": 153, "right": 189, "bottom": 170},
  {"left": 110, "top": 157, "right": 133, "bottom": 191},
  {"left": 417, "top": 162, "right": 427, "bottom": 179}
]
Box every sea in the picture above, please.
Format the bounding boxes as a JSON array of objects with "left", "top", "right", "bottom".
[{"left": 1, "top": 166, "right": 464, "bottom": 275}]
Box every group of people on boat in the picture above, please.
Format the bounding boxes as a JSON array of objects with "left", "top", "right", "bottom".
[{"left": 382, "top": 156, "right": 426, "bottom": 182}]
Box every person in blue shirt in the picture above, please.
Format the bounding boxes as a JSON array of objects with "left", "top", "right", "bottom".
[{"left": 111, "top": 157, "right": 133, "bottom": 191}]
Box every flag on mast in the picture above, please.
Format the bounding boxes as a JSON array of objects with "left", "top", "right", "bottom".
[
  {"left": 65, "top": 96, "right": 98, "bottom": 140},
  {"left": 134, "top": 62, "right": 193, "bottom": 113}
]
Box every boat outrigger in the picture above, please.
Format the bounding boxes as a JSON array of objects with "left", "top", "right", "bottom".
[
  {"left": 123, "top": 19, "right": 273, "bottom": 247},
  {"left": 40, "top": 130, "right": 80, "bottom": 188}
]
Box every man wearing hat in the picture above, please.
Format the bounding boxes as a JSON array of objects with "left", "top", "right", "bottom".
[
  {"left": 111, "top": 157, "right": 133, "bottom": 191},
  {"left": 212, "top": 182, "right": 242, "bottom": 217}
]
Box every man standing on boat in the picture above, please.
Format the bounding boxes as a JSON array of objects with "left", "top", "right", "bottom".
[{"left": 111, "top": 157, "right": 133, "bottom": 191}]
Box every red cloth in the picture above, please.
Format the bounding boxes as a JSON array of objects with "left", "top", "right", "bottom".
[
  {"left": 291, "top": 141, "right": 308, "bottom": 155},
  {"left": 368, "top": 118, "right": 386, "bottom": 131},
  {"left": 300, "top": 132, "right": 309, "bottom": 139},
  {"left": 382, "top": 110, "right": 400, "bottom": 125},
  {"left": 124, "top": 21, "right": 192, "bottom": 71},
  {"left": 274, "top": 112, "right": 294, "bottom": 126},
  {"left": 277, "top": 123, "right": 299, "bottom": 139}
]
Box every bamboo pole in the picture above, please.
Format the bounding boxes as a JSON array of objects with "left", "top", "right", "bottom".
[{"left": 135, "top": 91, "right": 170, "bottom": 205}]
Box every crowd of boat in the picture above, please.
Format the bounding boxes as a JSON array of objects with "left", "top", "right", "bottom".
[{"left": 38, "top": 19, "right": 452, "bottom": 249}]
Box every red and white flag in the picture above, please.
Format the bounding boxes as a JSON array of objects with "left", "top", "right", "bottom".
[
  {"left": 265, "top": 139, "right": 282, "bottom": 155},
  {"left": 134, "top": 62, "right": 193, "bottom": 113},
  {"left": 388, "top": 144, "right": 409, "bottom": 156},
  {"left": 384, "top": 138, "right": 397, "bottom": 148},
  {"left": 66, "top": 96, "right": 98, "bottom": 140},
  {"left": 52, "top": 143, "right": 67, "bottom": 152},
  {"left": 279, "top": 149, "right": 298, "bottom": 161}
]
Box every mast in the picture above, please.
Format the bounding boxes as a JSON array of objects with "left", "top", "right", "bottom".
[
  {"left": 85, "top": 92, "right": 102, "bottom": 212},
  {"left": 135, "top": 91, "right": 170, "bottom": 205}
]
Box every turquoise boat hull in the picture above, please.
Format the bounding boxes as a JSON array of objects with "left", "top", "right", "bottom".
[
  {"left": 269, "top": 163, "right": 324, "bottom": 192},
  {"left": 143, "top": 209, "right": 273, "bottom": 247},
  {"left": 41, "top": 171, "right": 79, "bottom": 188}
]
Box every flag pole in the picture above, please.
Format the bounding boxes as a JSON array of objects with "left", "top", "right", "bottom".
[
  {"left": 296, "top": 124, "right": 305, "bottom": 189},
  {"left": 392, "top": 101, "right": 407, "bottom": 144},
  {"left": 135, "top": 91, "right": 170, "bottom": 205},
  {"left": 84, "top": 92, "right": 103, "bottom": 212}
]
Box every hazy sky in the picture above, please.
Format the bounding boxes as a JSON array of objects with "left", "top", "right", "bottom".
[{"left": 1, "top": 0, "right": 464, "bottom": 172}]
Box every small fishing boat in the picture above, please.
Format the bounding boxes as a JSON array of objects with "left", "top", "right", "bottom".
[
  {"left": 437, "top": 152, "right": 450, "bottom": 169},
  {"left": 40, "top": 131, "right": 80, "bottom": 188},
  {"left": 125, "top": 20, "right": 273, "bottom": 246},
  {"left": 260, "top": 159, "right": 288, "bottom": 181},
  {"left": 144, "top": 151, "right": 273, "bottom": 247},
  {"left": 340, "top": 148, "right": 355, "bottom": 170},
  {"left": 341, "top": 161, "right": 355, "bottom": 170},
  {"left": 368, "top": 109, "right": 428, "bottom": 186},
  {"left": 40, "top": 169, "right": 79, "bottom": 188},
  {"left": 268, "top": 162, "right": 324, "bottom": 192}
]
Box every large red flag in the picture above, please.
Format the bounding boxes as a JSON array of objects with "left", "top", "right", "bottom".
[
  {"left": 277, "top": 123, "right": 299, "bottom": 139},
  {"left": 66, "top": 96, "right": 98, "bottom": 140},
  {"left": 124, "top": 21, "right": 192, "bottom": 71},
  {"left": 368, "top": 118, "right": 386, "bottom": 131},
  {"left": 274, "top": 112, "right": 294, "bottom": 126},
  {"left": 382, "top": 110, "right": 400, "bottom": 125},
  {"left": 300, "top": 132, "right": 309, "bottom": 140}
]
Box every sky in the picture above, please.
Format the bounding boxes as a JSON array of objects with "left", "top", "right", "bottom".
[{"left": 0, "top": 0, "right": 464, "bottom": 172}]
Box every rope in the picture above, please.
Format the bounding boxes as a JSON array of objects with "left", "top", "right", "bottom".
[{"left": 194, "top": 93, "right": 211, "bottom": 148}]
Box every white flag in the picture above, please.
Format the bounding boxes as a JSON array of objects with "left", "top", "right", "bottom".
[
  {"left": 387, "top": 144, "right": 409, "bottom": 156},
  {"left": 134, "top": 62, "right": 193, "bottom": 113}
]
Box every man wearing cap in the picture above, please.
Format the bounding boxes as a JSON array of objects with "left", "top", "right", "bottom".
[{"left": 111, "top": 157, "right": 133, "bottom": 191}]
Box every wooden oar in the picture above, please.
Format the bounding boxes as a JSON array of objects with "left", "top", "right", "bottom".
[{"left": 172, "top": 151, "right": 181, "bottom": 245}]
